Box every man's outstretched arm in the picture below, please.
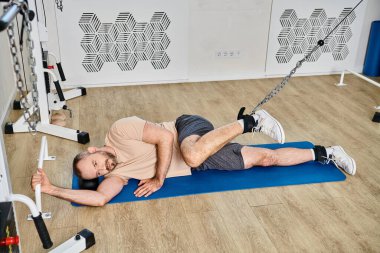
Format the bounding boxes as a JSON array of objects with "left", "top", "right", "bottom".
[{"left": 31, "top": 169, "right": 124, "bottom": 206}]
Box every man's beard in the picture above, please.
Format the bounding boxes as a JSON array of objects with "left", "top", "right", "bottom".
[{"left": 98, "top": 151, "right": 117, "bottom": 172}]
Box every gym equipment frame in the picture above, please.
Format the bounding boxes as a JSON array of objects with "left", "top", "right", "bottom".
[
  {"left": 1, "top": 0, "right": 90, "bottom": 144},
  {"left": 6, "top": 195, "right": 95, "bottom": 252},
  {"left": 0, "top": 132, "right": 95, "bottom": 252},
  {"left": 336, "top": 69, "right": 380, "bottom": 110},
  {"left": 0, "top": 131, "right": 95, "bottom": 251}
]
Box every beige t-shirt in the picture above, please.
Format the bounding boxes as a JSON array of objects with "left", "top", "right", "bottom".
[{"left": 104, "top": 116, "right": 191, "bottom": 185}]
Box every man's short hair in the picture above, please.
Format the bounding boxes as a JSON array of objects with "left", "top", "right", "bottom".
[{"left": 72, "top": 151, "right": 91, "bottom": 177}]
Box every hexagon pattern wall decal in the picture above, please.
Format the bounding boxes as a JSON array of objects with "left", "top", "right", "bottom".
[
  {"left": 79, "top": 12, "right": 171, "bottom": 72},
  {"left": 276, "top": 8, "right": 356, "bottom": 63}
]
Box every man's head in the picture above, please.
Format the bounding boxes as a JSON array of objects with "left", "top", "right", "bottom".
[{"left": 73, "top": 149, "right": 117, "bottom": 180}]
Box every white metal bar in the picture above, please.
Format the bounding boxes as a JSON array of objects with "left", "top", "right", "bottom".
[
  {"left": 63, "top": 89, "right": 83, "bottom": 101},
  {"left": 13, "top": 105, "right": 38, "bottom": 127},
  {"left": 49, "top": 234, "right": 87, "bottom": 253},
  {"left": 48, "top": 52, "right": 59, "bottom": 63},
  {"left": 35, "top": 136, "right": 47, "bottom": 212},
  {"left": 11, "top": 122, "right": 29, "bottom": 133},
  {"left": 336, "top": 69, "right": 380, "bottom": 88},
  {"left": 336, "top": 71, "right": 347, "bottom": 86},
  {"left": 335, "top": 69, "right": 380, "bottom": 109},
  {"left": 11, "top": 122, "right": 82, "bottom": 142},
  {"left": 44, "top": 69, "right": 58, "bottom": 82},
  {"left": 37, "top": 124, "right": 79, "bottom": 141},
  {"left": 43, "top": 142, "right": 55, "bottom": 161},
  {"left": 35, "top": 181, "right": 41, "bottom": 213},
  {"left": 44, "top": 139, "right": 49, "bottom": 159},
  {"left": 37, "top": 136, "right": 47, "bottom": 168},
  {"left": 7, "top": 194, "right": 40, "bottom": 217},
  {"left": 346, "top": 69, "right": 380, "bottom": 88},
  {"left": 27, "top": 0, "right": 50, "bottom": 125},
  {"left": 27, "top": 212, "right": 52, "bottom": 221}
]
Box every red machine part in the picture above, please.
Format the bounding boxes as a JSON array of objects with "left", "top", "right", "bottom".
[{"left": 0, "top": 236, "right": 19, "bottom": 246}]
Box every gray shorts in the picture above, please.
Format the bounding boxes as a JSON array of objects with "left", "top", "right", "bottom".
[{"left": 175, "top": 115, "right": 245, "bottom": 171}]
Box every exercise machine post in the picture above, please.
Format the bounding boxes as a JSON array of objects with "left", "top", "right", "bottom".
[{"left": 27, "top": 136, "right": 55, "bottom": 220}]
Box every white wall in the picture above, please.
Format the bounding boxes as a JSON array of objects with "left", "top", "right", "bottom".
[
  {"left": 1, "top": 0, "right": 379, "bottom": 94},
  {"left": 45, "top": 0, "right": 378, "bottom": 87},
  {"left": 190, "top": 0, "right": 380, "bottom": 79},
  {"left": 188, "top": 0, "right": 272, "bottom": 81},
  {"left": 42, "top": 0, "right": 274, "bottom": 86}
]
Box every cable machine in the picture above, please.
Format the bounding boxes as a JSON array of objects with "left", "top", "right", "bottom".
[
  {"left": 0, "top": 0, "right": 90, "bottom": 144},
  {"left": 1, "top": 0, "right": 95, "bottom": 252}
]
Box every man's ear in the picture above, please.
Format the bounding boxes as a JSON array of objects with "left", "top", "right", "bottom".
[{"left": 87, "top": 147, "right": 98, "bottom": 153}]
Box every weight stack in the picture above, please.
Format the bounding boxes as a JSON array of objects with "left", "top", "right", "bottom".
[{"left": 363, "top": 21, "right": 380, "bottom": 77}]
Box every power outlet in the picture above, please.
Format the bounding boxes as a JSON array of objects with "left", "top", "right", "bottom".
[{"left": 215, "top": 50, "right": 241, "bottom": 58}]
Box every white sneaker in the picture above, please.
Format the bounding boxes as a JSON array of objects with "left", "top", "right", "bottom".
[
  {"left": 327, "top": 146, "right": 356, "bottom": 175},
  {"left": 253, "top": 110, "right": 285, "bottom": 144}
]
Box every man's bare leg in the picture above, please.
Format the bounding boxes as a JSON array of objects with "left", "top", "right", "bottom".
[
  {"left": 180, "top": 108, "right": 285, "bottom": 168},
  {"left": 241, "top": 147, "right": 313, "bottom": 168},
  {"left": 180, "top": 121, "right": 244, "bottom": 167}
]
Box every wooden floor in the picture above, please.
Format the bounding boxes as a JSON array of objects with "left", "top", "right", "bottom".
[{"left": 4, "top": 74, "right": 380, "bottom": 253}]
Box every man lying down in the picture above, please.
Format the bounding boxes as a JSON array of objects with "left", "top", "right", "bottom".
[{"left": 31, "top": 108, "right": 356, "bottom": 206}]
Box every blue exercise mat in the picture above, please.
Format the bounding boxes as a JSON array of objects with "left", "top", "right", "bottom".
[{"left": 71, "top": 141, "right": 346, "bottom": 206}]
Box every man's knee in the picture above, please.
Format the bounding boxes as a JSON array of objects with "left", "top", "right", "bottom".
[
  {"left": 260, "top": 150, "right": 278, "bottom": 167},
  {"left": 180, "top": 136, "right": 205, "bottom": 167},
  {"left": 181, "top": 149, "right": 204, "bottom": 168}
]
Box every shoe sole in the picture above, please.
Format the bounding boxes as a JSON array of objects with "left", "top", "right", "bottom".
[
  {"left": 260, "top": 109, "right": 285, "bottom": 144},
  {"left": 335, "top": 146, "right": 356, "bottom": 175}
]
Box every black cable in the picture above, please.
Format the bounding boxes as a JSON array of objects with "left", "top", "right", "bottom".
[
  {"left": 41, "top": 0, "right": 46, "bottom": 26},
  {"left": 33, "top": 0, "right": 38, "bottom": 21},
  {"left": 19, "top": 12, "right": 25, "bottom": 47},
  {"left": 322, "top": 0, "right": 364, "bottom": 42}
]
